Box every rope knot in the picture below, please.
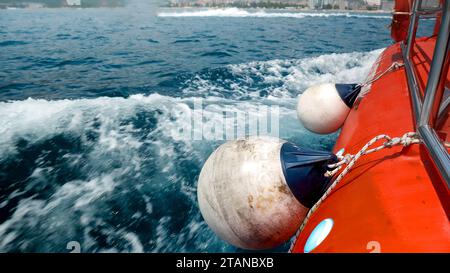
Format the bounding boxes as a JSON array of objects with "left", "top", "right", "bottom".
[
  {"left": 402, "top": 137, "right": 413, "bottom": 146},
  {"left": 401, "top": 132, "right": 420, "bottom": 146},
  {"left": 341, "top": 154, "right": 353, "bottom": 164},
  {"left": 393, "top": 62, "right": 404, "bottom": 69},
  {"left": 384, "top": 137, "right": 401, "bottom": 148}
]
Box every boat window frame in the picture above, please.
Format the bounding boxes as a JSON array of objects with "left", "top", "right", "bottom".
[{"left": 402, "top": 0, "right": 450, "bottom": 187}]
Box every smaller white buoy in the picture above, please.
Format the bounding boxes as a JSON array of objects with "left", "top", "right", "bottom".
[{"left": 297, "top": 83, "right": 358, "bottom": 134}]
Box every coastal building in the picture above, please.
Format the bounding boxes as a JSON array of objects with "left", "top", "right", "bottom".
[
  {"left": 366, "top": 0, "right": 381, "bottom": 5},
  {"left": 66, "top": 0, "right": 81, "bottom": 5},
  {"left": 380, "top": 0, "right": 394, "bottom": 10}
]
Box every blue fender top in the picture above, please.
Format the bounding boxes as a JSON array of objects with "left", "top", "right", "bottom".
[
  {"left": 335, "top": 83, "right": 361, "bottom": 108},
  {"left": 280, "top": 142, "right": 338, "bottom": 208}
]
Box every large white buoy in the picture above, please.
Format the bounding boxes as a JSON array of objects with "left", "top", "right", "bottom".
[
  {"left": 197, "top": 136, "right": 309, "bottom": 250},
  {"left": 297, "top": 83, "right": 356, "bottom": 134}
]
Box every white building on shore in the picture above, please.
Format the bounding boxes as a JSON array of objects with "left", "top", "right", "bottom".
[{"left": 66, "top": 0, "right": 81, "bottom": 6}]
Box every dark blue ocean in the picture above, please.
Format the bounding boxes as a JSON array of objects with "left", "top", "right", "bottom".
[{"left": 0, "top": 4, "right": 434, "bottom": 252}]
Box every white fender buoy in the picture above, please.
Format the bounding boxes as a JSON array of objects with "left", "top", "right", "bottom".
[
  {"left": 197, "top": 136, "right": 336, "bottom": 250},
  {"left": 297, "top": 83, "right": 360, "bottom": 134},
  {"left": 197, "top": 136, "right": 307, "bottom": 250}
]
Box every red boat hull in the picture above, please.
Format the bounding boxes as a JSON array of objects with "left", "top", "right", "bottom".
[{"left": 291, "top": 37, "right": 450, "bottom": 253}]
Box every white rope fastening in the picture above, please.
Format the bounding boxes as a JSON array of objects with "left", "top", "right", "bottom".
[
  {"left": 288, "top": 132, "right": 421, "bottom": 252},
  {"left": 356, "top": 61, "right": 405, "bottom": 89},
  {"left": 325, "top": 132, "right": 420, "bottom": 177},
  {"left": 354, "top": 61, "right": 405, "bottom": 108}
]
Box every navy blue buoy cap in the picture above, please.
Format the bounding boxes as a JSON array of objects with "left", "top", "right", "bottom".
[
  {"left": 280, "top": 142, "right": 338, "bottom": 208},
  {"left": 335, "top": 84, "right": 361, "bottom": 108}
]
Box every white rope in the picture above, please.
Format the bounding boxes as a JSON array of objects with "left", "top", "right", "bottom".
[
  {"left": 325, "top": 132, "right": 420, "bottom": 177},
  {"left": 356, "top": 61, "right": 405, "bottom": 89},
  {"left": 288, "top": 132, "right": 421, "bottom": 252},
  {"left": 354, "top": 62, "right": 405, "bottom": 108}
]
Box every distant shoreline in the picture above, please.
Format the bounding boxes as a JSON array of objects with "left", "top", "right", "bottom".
[
  {"left": 0, "top": 5, "right": 393, "bottom": 13},
  {"left": 159, "top": 7, "right": 392, "bottom": 14}
]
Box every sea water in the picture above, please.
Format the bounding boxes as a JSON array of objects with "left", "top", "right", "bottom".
[{"left": 0, "top": 4, "right": 434, "bottom": 252}]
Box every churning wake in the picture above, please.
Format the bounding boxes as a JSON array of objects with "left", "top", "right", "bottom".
[
  {"left": 158, "top": 8, "right": 391, "bottom": 19},
  {"left": 0, "top": 49, "right": 382, "bottom": 252}
]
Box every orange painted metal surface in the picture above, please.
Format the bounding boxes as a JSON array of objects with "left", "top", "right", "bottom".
[
  {"left": 391, "top": 0, "right": 443, "bottom": 42},
  {"left": 291, "top": 38, "right": 450, "bottom": 253},
  {"left": 391, "top": 0, "right": 411, "bottom": 42}
]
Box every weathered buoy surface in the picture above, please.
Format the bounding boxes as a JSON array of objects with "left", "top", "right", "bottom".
[{"left": 197, "top": 136, "right": 308, "bottom": 250}]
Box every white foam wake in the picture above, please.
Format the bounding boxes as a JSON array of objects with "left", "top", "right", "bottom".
[
  {"left": 0, "top": 49, "right": 383, "bottom": 157},
  {"left": 0, "top": 49, "right": 383, "bottom": 252},
  {"left": 183, "top": 48, "right": 384, "bottom": 99},
  {"left": 0, "top": 93, "right": 303, "bottom": 252},
  {"left": 158, "top": 8, "right": 391, "bottom": 19}
]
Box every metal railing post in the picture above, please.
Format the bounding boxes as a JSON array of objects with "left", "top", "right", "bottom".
[
  {"left": 406, "top": 0, "right": 422, "bottom": 57},
  {"left": 419, "top": 0, "right": 450, "bottom": 127},
  {"left": 417, "top": 0, "right": 450, "bottom": 186},
  {"left": 402, "top": 0, "right": 425, "bottom": 122},
  {"left": 401, "top": 0, "right": 450, "bottom": 186}
]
